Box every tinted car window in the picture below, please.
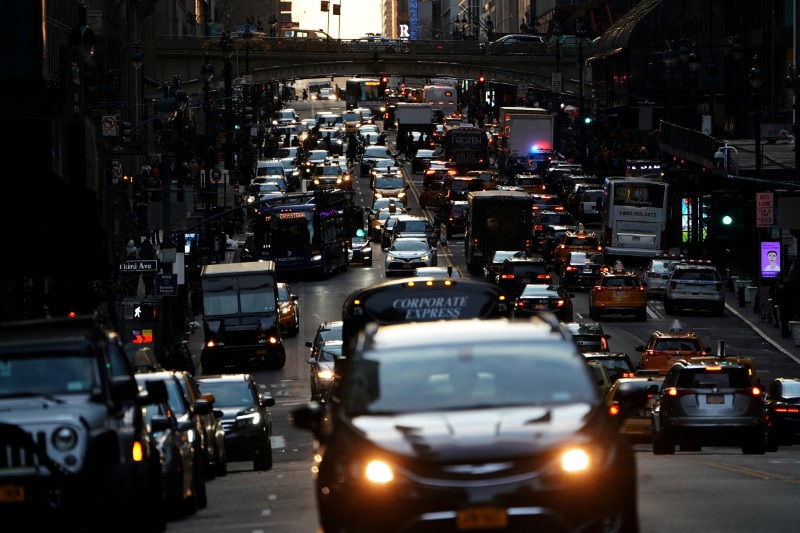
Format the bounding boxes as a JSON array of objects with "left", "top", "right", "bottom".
[{"left": 675, "top": 368, "right": 751, "bottom": 388}]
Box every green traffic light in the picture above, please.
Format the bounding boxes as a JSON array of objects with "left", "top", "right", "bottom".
[
  {"left": 583, "top": 116, "right": 592, "bottom": 124},
  {"left": 721, "top": 215, "right": 733, "bottom": 225}
]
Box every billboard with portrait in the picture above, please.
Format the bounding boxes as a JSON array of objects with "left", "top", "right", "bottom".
[{"left": 760, "top": 241, "right": 781, "bottom": 278}]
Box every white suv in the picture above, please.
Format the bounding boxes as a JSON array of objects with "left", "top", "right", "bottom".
[{"left": 664, "top": 260, "right": 725, "bottom": 315}]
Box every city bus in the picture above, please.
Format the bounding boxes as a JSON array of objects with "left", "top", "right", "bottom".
[
  {"left": 464, "top": 190, "right": 535, "bottom": 274},
  {"left": 344, "top": 78, "right": 384, "bottom": 113},
  {"left": 248, "top": 190, "right": 356, "bottom": 278},
  {"left": 423, "top": 85, "right": 458, "bottom": 121},
  {"left": 340, "top": 277, "right": 511, "bottom": 357},
  {"left": 601, "top": 175, "right": 672, "bottom": 261}
]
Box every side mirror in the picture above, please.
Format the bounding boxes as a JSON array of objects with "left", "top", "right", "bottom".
[
  {"left": 150, "top": 416, "right": 172, "bottom": 433},
  {"left": 213, "top": 409, "right": 224, "bottom": 419},
  {"left": 307, "top": 356, "right": 316, "bottom": 365},
  {"left": 634, "top": 345, "right": 645, "bottom": 352},
  {"left": 259, "top": 393, "right": 276, "bottom": 408},
  {"left": 194, "top": 398, "right": 213, "bottom": 416},
  {"left": 305, "top": 341, "right": 313, "bottom": 348}
]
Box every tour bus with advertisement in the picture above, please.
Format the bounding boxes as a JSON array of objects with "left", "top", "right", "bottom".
[
  {"left": 601, "top": 175, "right": 673, "bottom": 262},
  {"left": 340, "top": 277, "right": 511, "bottom": 358},
  {"left": 464, "top": 190, "right": 536, "bottom": 275}
]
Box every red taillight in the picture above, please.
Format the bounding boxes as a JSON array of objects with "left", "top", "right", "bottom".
[
  {"left": 516, "top": 301, "right": 525, "bottom": 307},
  {"left": 425, "top": 170, "right": 435, "bottom": 175},
  {"left": 565, "top": 266, "right": 577, "bottom": 272},
  {"left": 773, "top": 404, "right": 800, "bottom": 413},
  {"left": 555, "top": 299, "right": 565, "bottom": 307},
  {"left": 608, "top": 404, "right": 621, "bottom": 416},
  {"left": 601, "top": 337, "right": 609, "bottom": 350},
  {"left": 538, "top": 274, "right": 551, "bottom": 280},
  {"left": 534, "top": 224, "right": 543, "bottom": 231},
  {"left": 666, "top": 387, "right": 697, "bottom": 397},
  {"left": 500, "top": 274, "right": 515, "bottom": 279}
]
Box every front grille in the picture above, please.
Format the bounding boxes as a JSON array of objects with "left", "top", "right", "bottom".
[{"left": 0, "top": 426, "right": 47, "bottom": 472}]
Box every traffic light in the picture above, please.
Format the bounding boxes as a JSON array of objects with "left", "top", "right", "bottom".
[
  {"left": 120, "top": 121, "right": 131, "bottom": 144},
  {"left": 379, "top": 76, "right": 389, "bottom": 95},
  {"left": 477, "top": 75, "right": 486, "bottom": 90},
  {"left": 582, "top": 115, "right": 593, "bottom": 125},
  {"left": 708, "top": 190, "right": 744, "bottom": 241}
]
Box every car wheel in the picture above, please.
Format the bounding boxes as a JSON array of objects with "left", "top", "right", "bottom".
[
  {"left": 652, "top": 429, "right": 674, "bottom": 455},
  {"left": 289, "top": 315, "right": 300, "bottom": 337},
  {"left": 254, "top": 434, "right": 273, "bottom": 471},
  {"left": 271, "top": 344, "right": 287, "bottom": 370},
  {"left": 215, "top": 443, "right": 228, "bottom": 477},
  {"left": 742, "top": 432, "right": 767, "bottom": 455},
  {"left": 194, "top": 460, "right": 208, "bottom": 509},
  {"left": 637, "top": 308, "right": 648, "bottom": 321},
  {"left": 664, "top": 300, "right": 676, "bottom": 314}
]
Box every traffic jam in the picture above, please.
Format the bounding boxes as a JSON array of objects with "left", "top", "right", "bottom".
[{"left": 4, "top": 77, "right": 800, "bottom": 533}]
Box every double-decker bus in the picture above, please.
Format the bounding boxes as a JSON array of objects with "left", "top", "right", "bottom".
[
  {"left": 344, "top": 78, "right": 384, "bottom": 113},
  {"left": 443, "top": 125, "right": 489, "bottom": 172},
  {"left": 601, "top": 175, "right": 672, "bottom": 261},
  {"left": 341, "top": 277, "right": 511, "bottom": 357},
  {"left": 249, "top": 190, "right": 356, "bottom": 277},
  {"left": 464, "top": 190, "right": 535, "bottom": 274}
]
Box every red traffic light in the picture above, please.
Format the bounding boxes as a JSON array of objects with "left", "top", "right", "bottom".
[
  {"left": 381, "top": 76, "right": 389, "bottom": 83},
  {"left": 477, "top": 75, "right": 486, "bottom": 83}
]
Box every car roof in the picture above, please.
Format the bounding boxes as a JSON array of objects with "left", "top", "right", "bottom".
[{"left": 195, "top": 373, "right": 252, "bottom": 383}]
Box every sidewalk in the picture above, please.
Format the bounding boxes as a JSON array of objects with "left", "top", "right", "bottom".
[{"left": 724, "top": 287, "right": 800, "bottom": 363}]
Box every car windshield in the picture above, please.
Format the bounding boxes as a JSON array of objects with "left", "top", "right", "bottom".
[
  {"left": 397, "top": 220, "right": 430, "bottom": 233},
  {"left": 364, "top": 147, "right": 391, "bottom": 158},
  {"left": 196, "top": 380, "right": 254, "bottom": 407},
  {"left": 391, "top": 239, "right": 428, "bottom": 252},
  {"left": 318, "top": 343, "right": 342, "bottom": 362},
  {"left": 416, "top": 150, "right": 436, "bottom": 158},
  {"left": 308, "top": 150, "right": 328, "bottom": 161},
  {"left": 375, "top": 177, "right": 404, "bottom": 188},
  {"left": 651, "top": 260, "right": 679, "bottom": 273},
  {"left": 654, "top": 339, "right": 701, "bottom": 352},
  {"left": 0, "top": 353, "right": 100, "bottom": 396},
  {"left": 672, "top": 268, "right": 718, "bottom": 281},
  {"left": 341, "top": 340, "right": 597, "bottom": 414},
  {"left": 315, "top": 166, "right": 342, "bottom": 176}
]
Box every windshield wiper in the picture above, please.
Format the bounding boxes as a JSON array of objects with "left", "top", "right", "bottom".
[{"left": 0, "top": 391, "right": 66, "bottom": 403}]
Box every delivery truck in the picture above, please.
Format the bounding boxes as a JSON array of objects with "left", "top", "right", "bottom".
[
  {"left": 496, "top": 108, "right": 555, "bottom": 178},
  {"left": 200, "top": 261, "right": 285, "bottom": 373},
  {"left": 396, "top": 102, "right": 434, "bottom": 153}
]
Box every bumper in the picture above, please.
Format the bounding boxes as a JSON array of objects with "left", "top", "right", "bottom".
[{"left": 665, "top": 296, "right": 724, "bottom": 310}]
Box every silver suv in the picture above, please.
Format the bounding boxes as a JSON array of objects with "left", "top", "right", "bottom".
[
  {"left": 664, "top": 260, "right": 725, "bottom": 315},
  {"left": 0, "top": 316, "right": 166, "bottom": 530},
  {"left": 651, "top": 358, "right": 766, "bottom": 454},
  {"left": 640, "top": 253, "right": 683, "bottom": 299}
]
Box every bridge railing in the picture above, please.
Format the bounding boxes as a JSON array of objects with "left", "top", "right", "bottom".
[{"left": 154, "top": 36, "right": 566, "bottom": 58}]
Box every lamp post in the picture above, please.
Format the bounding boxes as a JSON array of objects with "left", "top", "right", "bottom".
[
  {"left": 201, "top": 54, "right": 216, "bottom": 200},
  {"left": 576, "top": 23, "right": 586, "bottom": 162},
  {"left": 784, "top": 63, "right": 800, "bottom": 173},
  {"left": 748, "top": 55, "right": 764, "bottom": 176}
]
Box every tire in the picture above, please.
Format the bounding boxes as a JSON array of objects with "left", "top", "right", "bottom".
[
  {"left": 637, "top": 308, "right": 647, "bottom": 321},
  {"left": 289, "top": 316, "right": 300, "bottom": 337},
  {"left": 215, "top": 444, "right": 228, "bottom": 477},
  {"left": 364, "top": 258, "right": 372, "bottom": 266},
  {"left": 253, "top": 434, "right": 273, "bottom": 471},
  {"left": 272, "top": 344, "right": 287, "bottom": 370},
  {"left": 652, "top": 429, "right": 674, "bottom": 455},
  {"left": 664, "top": 300, "right": 676, "bottom": 314},
  {"left": 194, "top": 463, "right": 208, "bottom": 509},
  {"left": 742, "top": 432, "right": 767, "bottom": 455}
]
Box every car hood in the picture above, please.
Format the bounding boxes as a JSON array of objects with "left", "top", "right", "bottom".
[
  {"left": 0, "top": 395, "right": 110, "bottom": 428},
  {"left": 351, "top": 240, "right": 371, "bottom": 251},
  {"left": 218, "top": 405, "right": 258, "bottom": 420},
  {"left": 388, "top": 249, "right": 431, "bottom": 258},
  {"left": 349, "top": 403, "right": 596, "bottom": 460}
]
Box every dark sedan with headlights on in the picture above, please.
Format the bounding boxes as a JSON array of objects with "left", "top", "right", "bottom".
[
  {"left": 195, "top": 374, "right": 275, "bottom": 471},
  {"left": 291, "top": 318, "right": 638, "bottom": 532},
  {"left": 513, "top": 283, "right": 574, "bottom": 322}
]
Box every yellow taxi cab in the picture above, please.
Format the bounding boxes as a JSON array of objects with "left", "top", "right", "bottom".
[
  {"left": 465, "top": 170, "right": 500, "bottom": 190},
  {"left": 553, "top": 224, "right": 603, "bottom": 267},
  {"left": 634, "top": 320, "right": 708, "bottom": 374},
  {"left": 588, "top": 263, "right": 647, "bottom": 321}
]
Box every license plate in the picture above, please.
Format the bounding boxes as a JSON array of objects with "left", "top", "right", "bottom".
[
  {"left": 615, "top": 290, "right": 625, "bottom": 297},
  {"left": 706, "top": 394, "right": 724, "bottom": 404},
  {"left": 255, "top": 348, "right": 267, "bottom": 356},
  {"left": 403, "top": 263, "right": 413, "bottom": 268},
  {"left": 456, "top": 507, "right": 508, "bottom": 530},
  {"left": 0, "top": 484, "right": 25, "bottom": 503},
  {"left": 534, "top": 304, "right": 546, "bottom": 310},
  {"left": 583, "top": 268, "right": 593, "bottom": 274}
]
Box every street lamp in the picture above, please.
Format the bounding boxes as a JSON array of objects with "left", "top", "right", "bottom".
[
  {"left": 748, "top": 55, "right": 764, "bottom": 176},
  {"left": 783, "top": 63, "right": 800, "bottom": 173}
]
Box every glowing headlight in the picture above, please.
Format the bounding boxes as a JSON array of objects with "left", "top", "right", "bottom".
[
  {"left": 560, "top": 448, "right": 590, "bottom": 473},
  {"left": 187, "top": 428, "right": 196, "bottom": 443},
  {"left": 236, "top": 412, "right": 261, "bottom": 426},
  {"left": 387, "top": 254, "right": 398, "bottom": 261},
  {"left": 311, "top": 254, "right": 322, "bottom": 261},
  {"left": 375, "top": 193, "right": 383, "bottom": 199},
  {"left": 398, "top": 192, "right": 406, "bottom": 198},
  {"left": 281, "top": 307, "right": 290, "bottom": 315},
  {"left": 52, "top": 426, "right": 78, "bottom": 451},
  {"left": 365, "top": 460, "right": 394, "bottom": 483},
  {"left": 420, "top": 254, "right": 429, "bottom": 261},
  {"left": 313, "top": 179, "right": 321, "bottom": 185},
  {"left": 317, "top": 369, "right": 334, "bottom": 381}
]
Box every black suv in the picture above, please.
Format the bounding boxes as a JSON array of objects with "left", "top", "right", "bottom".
[
  {"left": 291, "top": 317, "right": 638, "bottom": 532},
  {"left": 533, "top": 210, "right": 577, "bottom": 251},
  {"left": 651, "top": 358, "right": 767, "bottom": 455},
  {"left": 0, "top": 316, "right": 166, "bottom": 530},
  {"left": 493, "top": 255, "right": 552, "bottom": 300}
]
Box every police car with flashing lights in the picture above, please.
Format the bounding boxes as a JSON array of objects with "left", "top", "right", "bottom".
[{"left": 664, "top": 259, "right": 725, "bottom": 315}]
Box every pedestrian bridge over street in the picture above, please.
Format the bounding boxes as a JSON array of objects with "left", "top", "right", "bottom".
[{"left": 153, "top": 36, "right": 584, "bottom": 95}]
